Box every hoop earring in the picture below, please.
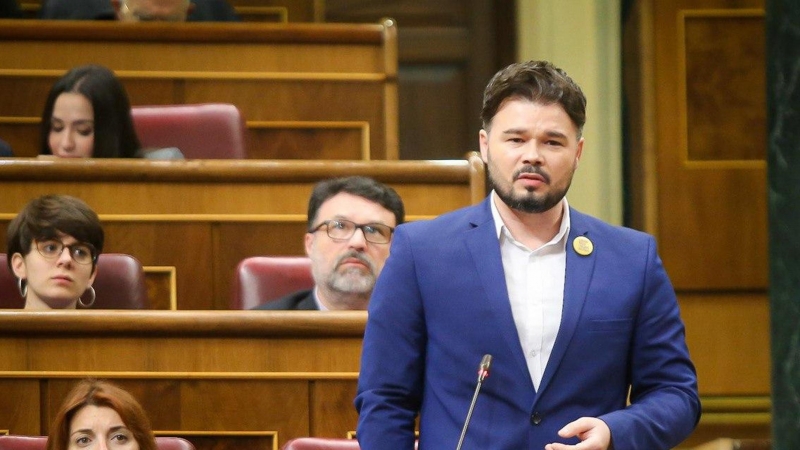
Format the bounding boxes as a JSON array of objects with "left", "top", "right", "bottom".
[
  {"left": 78, "top": 286, "right": 96, "bottom": 308},
  {"left": 16, "top": 278, "right": 27, "bottom": 298}
]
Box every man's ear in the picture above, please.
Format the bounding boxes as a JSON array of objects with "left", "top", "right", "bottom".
[
  {"left": 304, "top": 232, "right": 314, "bottom": 257},
  {"left": 479, "top": 129, "right": 489, "bottom": 164}
]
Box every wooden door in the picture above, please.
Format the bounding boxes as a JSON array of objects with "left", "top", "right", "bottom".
[{"left": 625, "top": 0, "right": 769, "bottom": 445}]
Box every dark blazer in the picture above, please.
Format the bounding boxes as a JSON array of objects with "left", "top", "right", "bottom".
[
  {"left": 0, "top": 139, "right": 14, "bottom": 156},
  {"left": 39, "top": 0, "right": 239, "bottom": 21},
  {"left": 0, "top": 0, "right": 22, "bottom": 18},
  {"left": 355, "top": 197, "right": 700, "bottom": 450},
  {"left": 252, "top": 289, "right": 319, "bottom": 311}
]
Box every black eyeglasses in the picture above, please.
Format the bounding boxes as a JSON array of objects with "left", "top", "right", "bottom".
[
  {"left": 310, "top": 219, "right": 394, "bottom": 244},
  {"left": 35, "top": 239, "right": 97, "bottom": 265}
]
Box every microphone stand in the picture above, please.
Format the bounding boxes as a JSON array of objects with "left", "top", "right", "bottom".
[{"left": 455, "top": 354, "right": 492, "bottom": 450}]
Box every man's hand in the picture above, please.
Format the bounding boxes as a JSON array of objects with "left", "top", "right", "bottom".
[{"left": 544, "top": 417, "right": 611, "bottom": 450}]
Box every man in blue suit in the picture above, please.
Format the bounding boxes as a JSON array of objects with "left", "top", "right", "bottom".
[{"left": 355, "top": 60, "right": 700, "bottom": 450}]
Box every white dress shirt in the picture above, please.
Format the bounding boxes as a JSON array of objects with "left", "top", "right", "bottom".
[{"left": 490, "top": 192, "right": 570, "bottom": 391}]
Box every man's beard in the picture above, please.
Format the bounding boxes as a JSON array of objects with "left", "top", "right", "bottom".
[
  {"left": 487, "top": 159, "right": 573, "bottom": 214},
  {"left": 325, "top": 251, "right": 377, "bottom": 295}
]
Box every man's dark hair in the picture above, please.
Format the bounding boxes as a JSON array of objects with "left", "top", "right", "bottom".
[
  {"left": 481, "top": 60, "right": 587, "bottom": 136},
  {"left": 6, "top": 194, "right": 104, "bottom": 271},
  {"left": 307, "top": 176, "right": 405, "bottom": 229}
]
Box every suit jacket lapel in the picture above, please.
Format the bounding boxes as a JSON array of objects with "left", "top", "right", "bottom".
[
  {"left": 465, "top": 199, "right": 532, "bottom": 384},
  {"left": 535, "top": 209, "right": 597, "bottom": 398}
]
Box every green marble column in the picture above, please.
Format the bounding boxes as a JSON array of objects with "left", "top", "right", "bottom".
[{"left": 767, "top": 1, "right": 800, "bottom": 449}]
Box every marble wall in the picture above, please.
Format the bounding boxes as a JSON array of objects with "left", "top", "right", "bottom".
[{"left": 767, "top": 1, "right": 800, "bottom": 449}]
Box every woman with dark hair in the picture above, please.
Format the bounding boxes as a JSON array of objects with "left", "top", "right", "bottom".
[
  {"left": 40, "top": 64, "right": 183, "bottom": 159},
  {"left": 40, "top": 64, "right": 141, "bottom": 158},
  {"left": 47, "top": 379, "right": 158, "bottom": 450},
  {"left": 6, "top": 194, "right": 104, "bottom": 309}
]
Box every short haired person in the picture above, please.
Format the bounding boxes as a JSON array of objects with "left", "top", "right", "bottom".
[
  {"left": 355, "top": 61, "right": 700, "bottom": 449},
  {"left": 46, "top": 379, "right": 158, "bottom": 450},
  {"left": 6, "top": 194, "right": 104, "bottom": 309},
  {"left": 40, "top": 0, "right": 238, "bottom": 21},
  {"left": 254, "top": 176, "right": 405, "bottom": 311}
]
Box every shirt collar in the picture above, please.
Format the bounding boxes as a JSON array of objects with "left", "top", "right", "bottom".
[{"left": 312, "top": 286, "right": 329, "bottom": 311}]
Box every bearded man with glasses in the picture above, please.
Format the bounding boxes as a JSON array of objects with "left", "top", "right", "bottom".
[{"left": 254, "top": 176, "right": 405, "bottom": 311}]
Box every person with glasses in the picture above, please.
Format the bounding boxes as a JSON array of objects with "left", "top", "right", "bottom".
[
  {"left": 254, "top": 176, "right": 405, "bottom": 311},
  {"left": 6, "top": 194, "right": 104, "bottom": 309},
  {"left": 40, "top": 0, "right": 239, "bottom": 21}
]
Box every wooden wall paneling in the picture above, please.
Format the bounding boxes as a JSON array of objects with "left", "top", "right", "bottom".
[
  {"left": 177, "top": 380, "right": 309, "bottom": 432},
  {"left": 103, "top": 222, "right": 215, "bottom": 310},
  {"left": 309, "top": 380, "right": 358, "bottom": 438},
  {"left": 684, "top": 15, "right": 766, "bottom": 161},
  {"left": 0, "top": 337, "right": 29, "bottom": 371},
  {"left": 246, "top": 122, "right": 368, "bottom": 160},
  {"left": 144, "top": 266, "right": 178, "bottom": 310},
  {"left": 0, "top": 310, "right": 772, "bottom": 447},
  {"left": 652, "top": 3, "right": 766, "bottom": 291},
  {"left": 678, "top": 292, "right": 770, "bottom": 396},
  {"left": 325, "top": 0, "right": 516, "bottom": 160},
  {"left": 0, "top": 311, "right": 367, "bottom": 368},
  {"left": 625, "top": 0, "right": 769, "bottom": 446},
  {"left": 0, "top": 380, "right": 40, "bottom": 434},
  {"left": 227, "top": 0, "right": 320, "bottom": 23},
  {"left": 0, "top": 312, "right": 364, "bottom": 447},
  {"left": 0, "top": 155, "right": 485, "bottom": 309},
  {"left": 0, "top": 20, "right": 398, "bottom": 160},
  {"left": 686, "top": 397, "right": 771, "bottom": 447}
]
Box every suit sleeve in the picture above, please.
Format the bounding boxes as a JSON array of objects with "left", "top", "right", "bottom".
[
  {"left": 599, "top": 236, "right": 701, "bottom": 450},
  {"left": 355, "top": 226, "right": 424, "bottom": 450}
]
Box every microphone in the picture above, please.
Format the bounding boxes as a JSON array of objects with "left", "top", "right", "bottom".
[{"left": 456, "top": 354, "right": 492, "bottom": 450}]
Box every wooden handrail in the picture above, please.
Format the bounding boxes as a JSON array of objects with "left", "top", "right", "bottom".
[
  {"left": 0, "top": 158, "right": 476, "bottom": 183},
  {"left": 0, "top": 19, "right": 388, "bottom": 44},
  {"left": 0, "top": 310, "right": 366, "bottom": 337}
]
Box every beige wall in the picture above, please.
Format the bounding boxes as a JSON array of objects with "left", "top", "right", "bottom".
[{"left": 516, "top": 0, "right": 622, "bottom": 224}]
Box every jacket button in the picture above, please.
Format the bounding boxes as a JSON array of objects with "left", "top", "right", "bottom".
[{"left": 530, "top": 412, "right": 542, "bottom": 425}]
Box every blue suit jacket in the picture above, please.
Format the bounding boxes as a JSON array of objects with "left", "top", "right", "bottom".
[{"left": 355, "top": 197, "right": 700, "bottom": 450}]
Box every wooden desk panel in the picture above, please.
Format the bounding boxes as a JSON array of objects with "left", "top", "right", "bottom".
[
  {"left": 0, "top": 19, "right": 398, "bottom": 160},
  {"left": 0, "top": 304, "right": 769, "bottom": 448},
  {"left": 0, "top": 156, "right": 487, "bottom": 309},
  {"left": 230, "top": 0, "right": 323, "bottom": 23},
  {"left": 0, "top": 311, "right": 363, "bottom": 449}
]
